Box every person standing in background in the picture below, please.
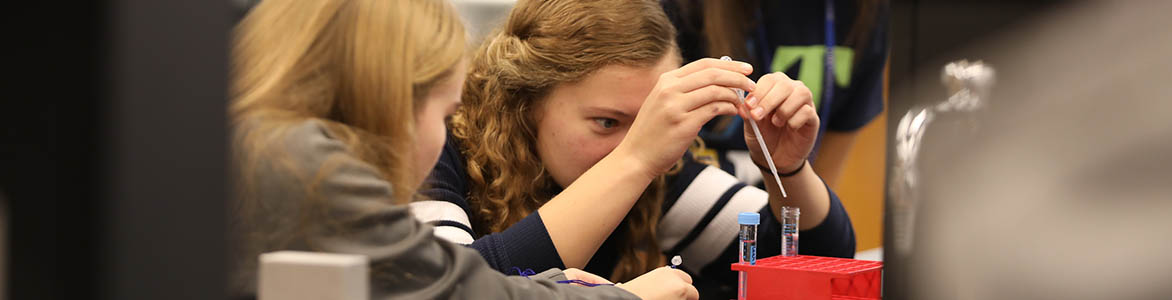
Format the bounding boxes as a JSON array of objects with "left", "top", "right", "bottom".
[{"left": 663, "top": 0, "right": 889, "bottom": 186}]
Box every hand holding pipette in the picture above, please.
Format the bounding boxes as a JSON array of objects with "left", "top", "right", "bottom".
[{"left": 611, "top": 58, "right": 756, "bottom": 178}]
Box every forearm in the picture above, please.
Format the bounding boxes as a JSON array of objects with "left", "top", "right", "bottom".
[
  {"left": 812, "top": 131, "right": 859, "bottom": 187},
  {"left": 537, "top": 150, "right": 657, "bottom": 268},
  {"left": 761, "top": 161, "right": 830, "bottom": 230}
]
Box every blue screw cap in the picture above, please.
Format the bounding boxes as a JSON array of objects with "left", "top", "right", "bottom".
[{"left": 738, "top": 212, "right": 760, "bottom": 225}]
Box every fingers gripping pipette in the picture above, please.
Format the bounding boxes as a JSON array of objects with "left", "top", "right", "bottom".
[{"left": 721, "top": 56, "right": 788, "bottom": 198}]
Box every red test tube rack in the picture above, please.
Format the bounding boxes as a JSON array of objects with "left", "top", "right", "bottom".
[{"left": 730, "top": 255, "right": 882, "bottom": 299}]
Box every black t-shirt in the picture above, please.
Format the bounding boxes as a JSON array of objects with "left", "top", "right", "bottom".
[{"left": 663, "top": 0, "right": 889, "bottom": 157}]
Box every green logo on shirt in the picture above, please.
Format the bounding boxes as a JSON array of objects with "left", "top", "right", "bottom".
[{"left": 771, "top": 46, "right": 854, "bottom": 108}]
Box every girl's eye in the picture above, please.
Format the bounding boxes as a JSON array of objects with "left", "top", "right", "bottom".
[{"left": 593, "top": 118, "right": 618, "bottom": 129}]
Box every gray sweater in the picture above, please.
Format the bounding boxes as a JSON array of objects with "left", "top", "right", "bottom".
[{"left": 230, "top": 120, "right": 639, "bottom": 299}]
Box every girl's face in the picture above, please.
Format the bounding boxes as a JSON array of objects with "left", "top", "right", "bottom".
[
  {"left": 413, "top": 60, "right": 466, "bottom": 188},
  {"left": 534, "top": 53, "right": 679, "bottom": 188}
]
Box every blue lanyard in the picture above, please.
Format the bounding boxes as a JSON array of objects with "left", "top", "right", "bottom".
[{"left": 809, "top": 0, "right": 836, "bottom": 163}]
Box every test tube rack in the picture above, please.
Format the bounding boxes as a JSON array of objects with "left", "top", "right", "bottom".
[{"left": 730, "top": 255, "right": 882, "bottom": 299}]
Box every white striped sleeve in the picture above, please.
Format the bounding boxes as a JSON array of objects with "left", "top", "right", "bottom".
[
  {"left": 725, "top": 150, "right": 764, "bottom": 185},
  {"left": 657, "top": 165, "right": 769, "bottom": 271},
  {"left": 409, "top": 200, "right": 475, "bottom": 244},
  {"left": 658, "top": 166, "right": 740, "bottom": 251},
  {"left": 680, "top": 187, "right": 767, "bottom": 271}
]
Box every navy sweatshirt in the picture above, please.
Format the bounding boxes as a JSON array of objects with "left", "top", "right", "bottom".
[{"left": 414, "top": 133, "right": 855, "bottom": 297}]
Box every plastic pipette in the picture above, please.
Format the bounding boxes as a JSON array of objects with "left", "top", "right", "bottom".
[{"left": 721, "top": 56, "right": 787, "bottom": 198}]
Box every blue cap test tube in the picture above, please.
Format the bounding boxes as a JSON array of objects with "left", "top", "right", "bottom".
[{"left": 738, "top": 212, "right": 759, "bottom": 300}]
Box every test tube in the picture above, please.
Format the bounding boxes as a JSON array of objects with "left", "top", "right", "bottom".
[
  {"left": 738, "top": 212, "right": 759, "bottom": 300},
  {"left": 781, "top": 206, "right": 800, "bottom": 257}
]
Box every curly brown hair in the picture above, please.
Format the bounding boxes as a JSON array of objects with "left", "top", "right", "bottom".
[{"left": 451, "top": 0, "right": 679, "bottom": 282}]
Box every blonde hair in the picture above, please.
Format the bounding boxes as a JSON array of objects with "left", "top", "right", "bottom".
[
  {"left": 229, "top": 0, "right": 465, "bottom": 292},
  {"left": 231, "top": 0, "right": 465, "bottom": 204},
  {"left": 452, "top": 0, "right": 677, "bottom": 281}
]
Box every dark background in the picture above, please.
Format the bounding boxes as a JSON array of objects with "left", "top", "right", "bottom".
[
  {"left": 2, "top": 0, "right": 231, "bottom": 298},
  {"left": 888, "top": 0, "right": 1066, "bottom": 115},
  {"left": 885, "top": 0, "right": 1068, "bottom": 298}
]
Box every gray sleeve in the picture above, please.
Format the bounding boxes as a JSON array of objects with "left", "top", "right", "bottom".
[{"left": 281, "top": 121, "right": 640, "bottom": 300}]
